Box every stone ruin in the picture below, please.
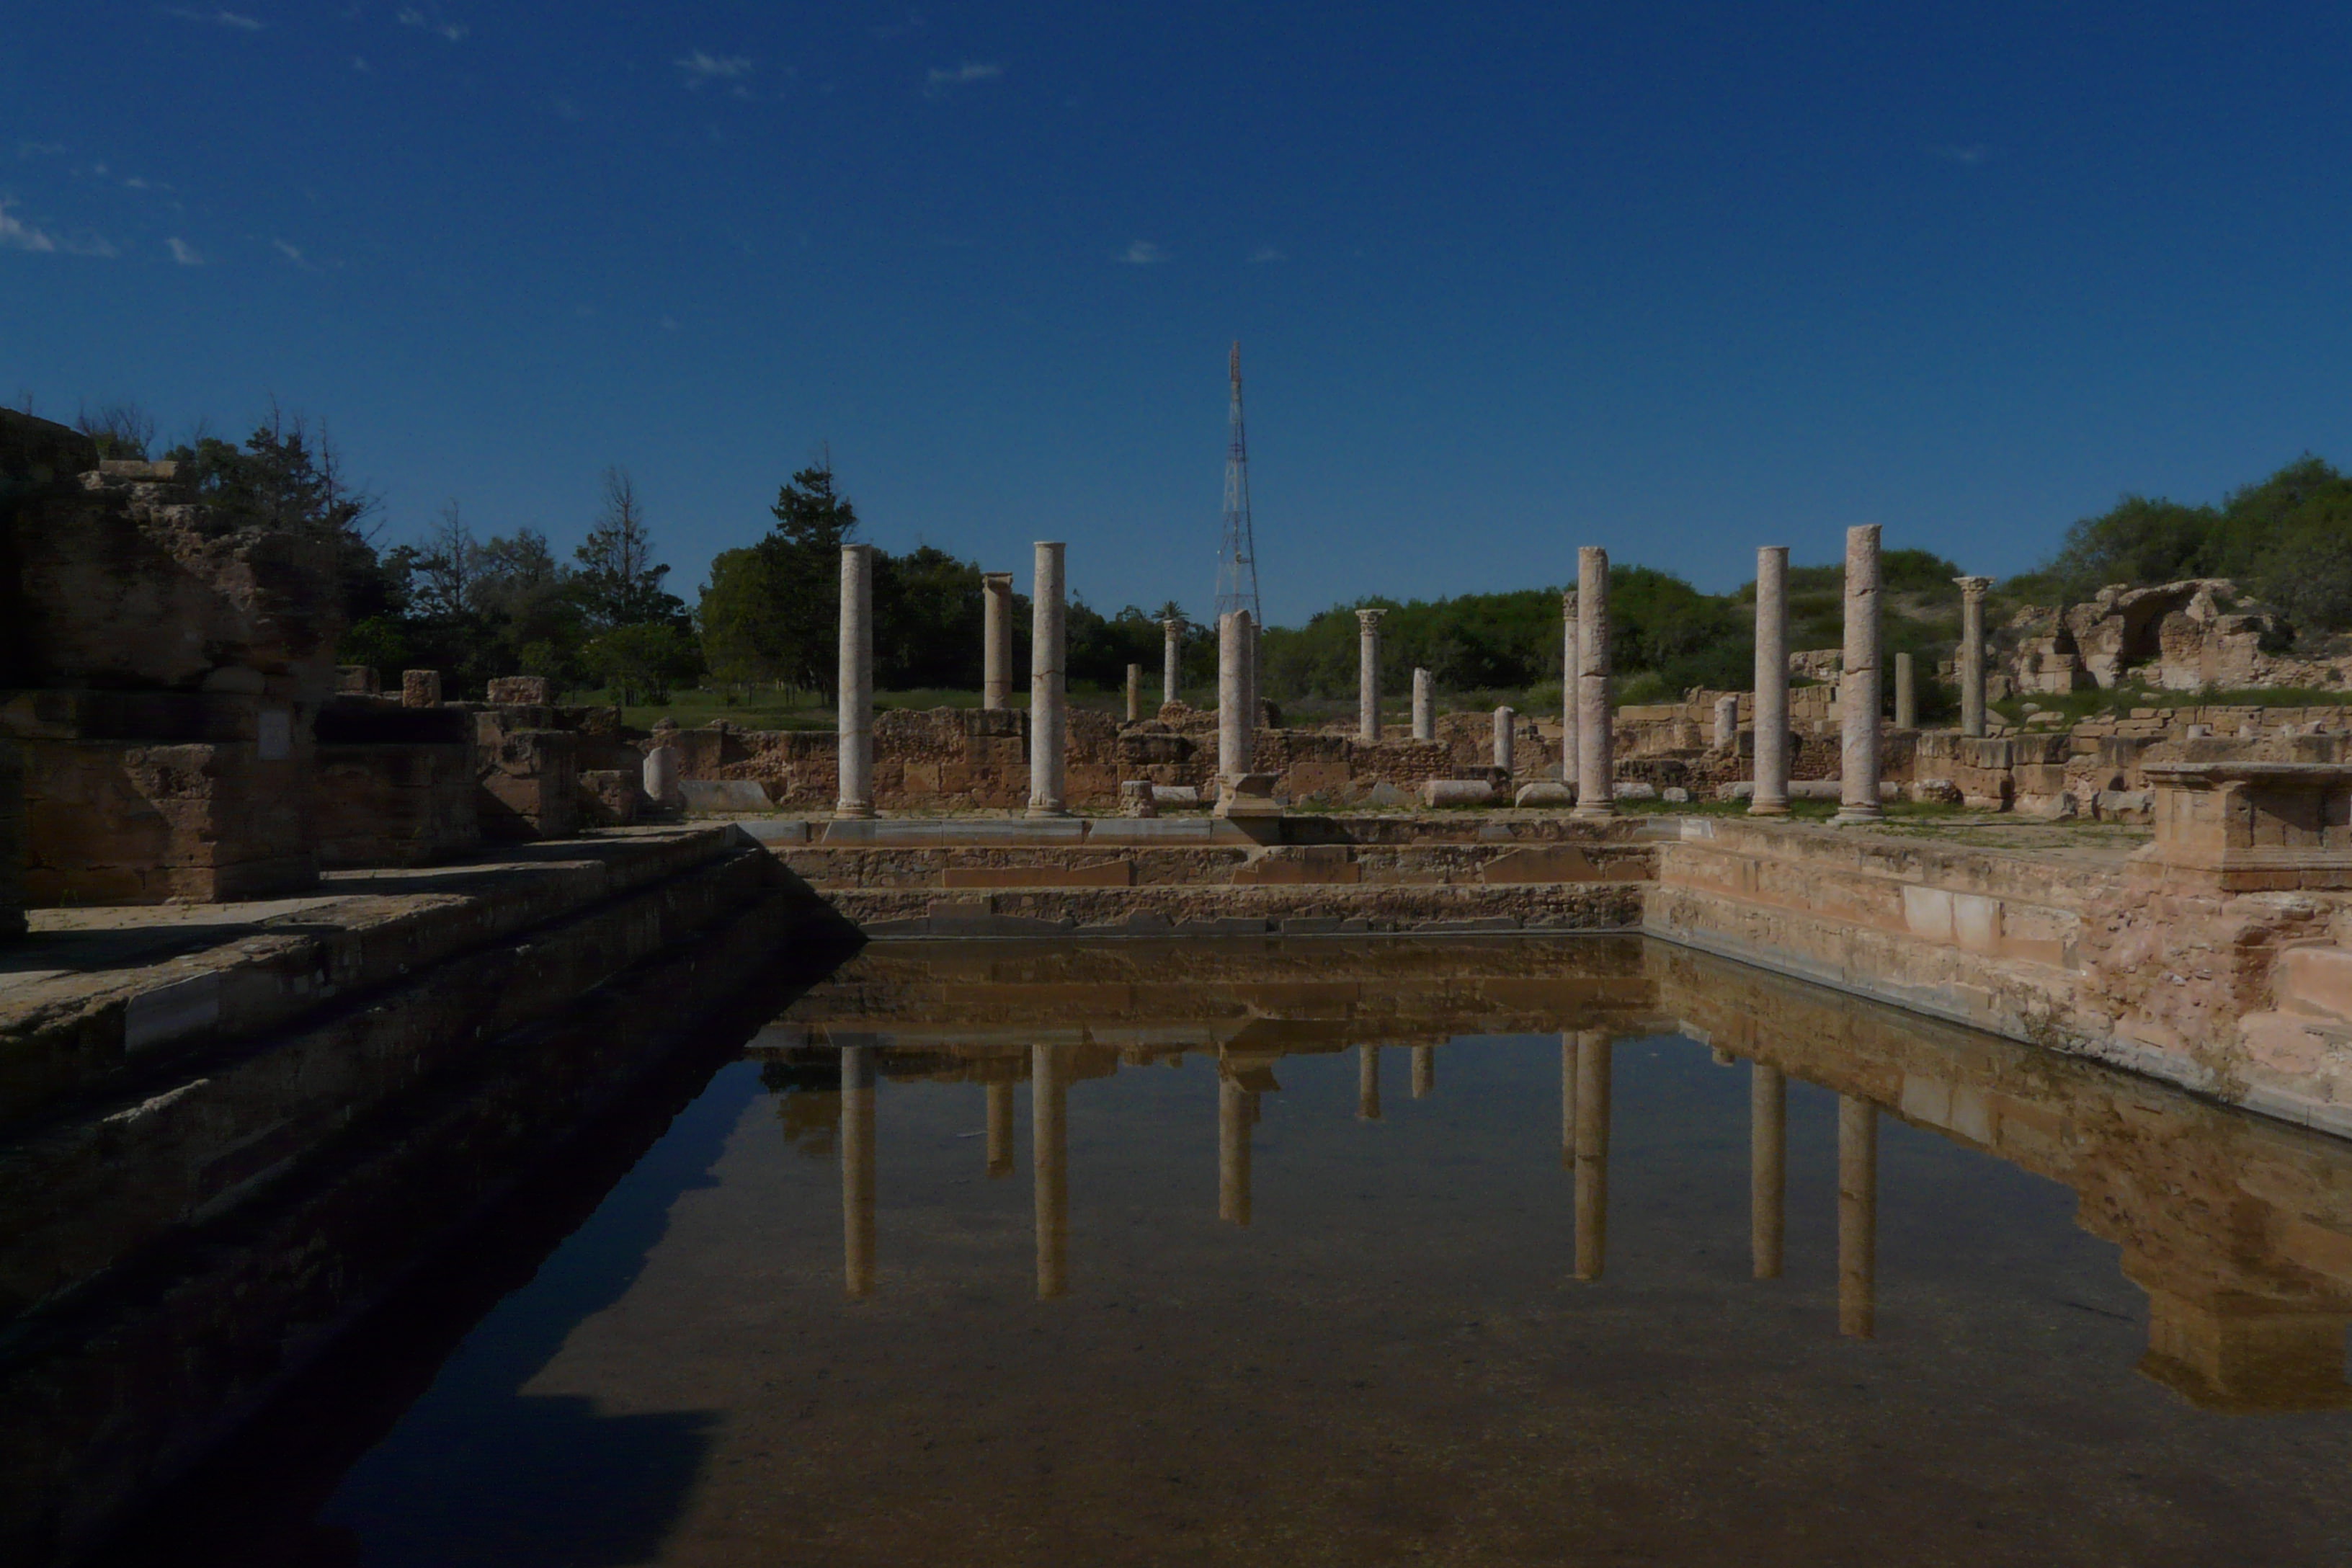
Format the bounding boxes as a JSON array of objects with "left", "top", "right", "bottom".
[{"left": 2003, "top": 579, "right": 2332, "bottom": 695}]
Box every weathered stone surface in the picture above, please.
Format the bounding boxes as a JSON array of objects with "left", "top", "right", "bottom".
[
  {"left": 486, "top": 675, "right": 552, "bottom": 705},
  {"left": 401, "top": 669, "right": 442, "bottom": 708},
  {"left": 1422, "top": 779, "right": 1496, "bottom": 808}
]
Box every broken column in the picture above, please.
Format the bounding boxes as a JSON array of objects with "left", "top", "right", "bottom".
[
  {"left": 1835, "top": 525, "right": 1884, "bottom": 824},
  {"left": 1894, "top": 651, "right": 1916, "bottom": 729},
  {"left": 1956, "top": 576, "right": 1993, "bottom": 738},
  {"left": 1572, "top": 548, "right": 1614, "bottom": 820},
  {"left": 1412, "top": 669, "right": 1434, "bottom": 741},
  {"left": 1751, "top": 545, "right": 1791, "bottom": 816},
  {"left": 1714, "top": 693, "right": 1740, "bottom": 750},
  {"left": 1356, "top": 608, "right": 1385, "bottom": 743},
  {"left": 1126, "top": 663, "right": 1142, "bottom": 722},
  {"left": 836, "top": 544, "right": 876, "bottom": 820},
  {"left": 1026, "top": 541, "right": 1069, "bottom": 818},
  {"left": 1162, "top": 617, "right": 1183, "bottom": 707},
  {"left": 1218, "top": 610, "right": 1253, "bottom": 778},
  {"left": 981, "top": 571, "right": 1015, "bottom": 710},
  {"left": 1562, "top": 591, "right": 1581, "bottom": 786},
  {"left": 1752, "top": 1062, "right": 1785, "bottom": 1279},
  {"left": 1494, "top": 706, "right": 1515, "bottom": 778}
]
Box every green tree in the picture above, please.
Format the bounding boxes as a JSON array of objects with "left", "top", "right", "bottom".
[
  {"left": 756, "top": 460, "right": 860, "bottom": 698},
  {"left": 582, "top": 620, "right": 703, "bottom": 705},
  {"left": 573, "top": 466, "right": 687, "bottom": 630}
]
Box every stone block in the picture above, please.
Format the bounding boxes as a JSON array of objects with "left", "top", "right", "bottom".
[
  {"left": 1232, "top": 846, "right": 1359, "bottom": 886},
  {"left": 337, "top": 666, "right": 380, "bottom": 695},
  {"left": 401, "top": 669, "right": 443, "bottom": 708},
  {"left": 680, "top": 778, "right": 772, "bottom": 814},
  {"left": 1422, "top": 779, "right": 1495, "bottom": 808},
  {"left": 579, "top": 769, "right": 643, "bottom": 827},
  {"left": 2136, "top": 762, "right": 2352, "bottom": 891},
  {"left": 1120, "top": 780, "right": 1157, "bottom": 817},
  {"left": 486, "top": 676, "right": 553, "bottom": 705},
  {"left": 1513, "top": 781, "right": 1574, "bottom": 808},
  {"left": 477, "top": 729, "right": 581, "bottom": 841}
]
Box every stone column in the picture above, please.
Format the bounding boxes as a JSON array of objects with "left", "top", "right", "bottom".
[
  {"left": 1219, "top": 1073, "right": 1252, "bottom": 1226},
  {"left": 836, "top": 544, "right": 876, "bottom": 820},
  {"left": 1751, "top": 546, "right": 1790, "bottom": 816},
  {"left": 1894, "top": 651, "right": 1916, "bottom": 730},
  {"left": 1835, "top": 525, "right": 1884, "bottom": 824},
  {"left": 642, "top": 744, "right": 681, "bottom": 811},
  {"left": 1838, "top": 1095, "right": 1877, "bottom": 1337},
  {"left": 1161, "top": 618, "right": 1183, "bottom": 708},
  {"left": 984, "top": 1079, "right": 1013, "bottom": 1179},
  {"left": 1412, "top": 669, "right": 1434, "bottom": 741},
  {"left": 1217, "top": 610, "right": 1254, "bottom": 778},
  {"left": 1358, "top": 1043, "right": 1381, "bottom": 1121},
  {"left": 1573, "top": 1030, "right": 1612, "bottom": 1281},
  {"left": 1493, "top": 706, "right": 1515, "bottom": 778},
  {"left": 841, "top": 1043, "right": 875, "bottom": 1298},
  {"left": 1125, "top": 663, "right": 1142, "bottom": 722},
  {"left": 1956, "top": 576, "right": 1992, "bottom": 738},
  {"left": 981, "top": 571, "right": 1015, "bottom": 710},
  {"left": 1572, "top": 548, "right": 1614, "bottom": 819},
  {"left": 1751, "top": 1063, "right": 1785, "bottom": 1280},
  {"left": 1562, "top": 592, "right": 1580, "bottom": 785},
  {"left": 1411, "top": 1044, "right": 1435, "bottom": 1099},
  {"left": 1034, "top": 1043, "right": 1069, "bottom": 1298},
  {"left": 1025, "top": 542, "right": 1069, "bottom": 818},
  {"left": 1714, "top": 693, "right": 1740, "bottom": 750},
  {"left": 1356, "top": 608, "right": 1385, "bottom": 743}
]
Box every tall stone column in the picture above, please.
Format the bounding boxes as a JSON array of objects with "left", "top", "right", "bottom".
[
  {"left": 1572, "top": 548, "right": 1614, "bottom": 819},
  {"left": 1025, "top": 542, "right": 1069, "bottom": 818},
  {"left": 1033, "top": 1043, "right": 1069, "bottom": 1298},
  {"left": 1955, "top": 576, "right": 1992, "bottom": 738},
  {"left": 1751, "top": 1062, "right": 1785, "bottom": 1280},
  {"left": 1573, "top": 1030, "right": 1612, "bottom": 1281},
  {"left": 836, "top": 544, "right": 876, "bottom": 820},
  {"left": 1358, "top": 1043, "right": 1381, "bottom": 1121},
  {"left": 1751, "top": 546, "right": 1790, "bottom": 816},
  {"left": 981, "top": 571, "right": 1015, "bottom": 710},
  {"left": 1835, "top": 525, "right": 1884, "bottom": 824},
  {"left": 984, "top": 1079, "right": 1013, "bottom": 1180},
  {"left": 1355, "top": 608, "right": 1385, "bottom": 743},
  {"left": 841, "top": 1043, "right": 875, "bottom": 1298},
  {"left": 1894, "top": 651, "right": 1916, "bottom": 729},
  {"left": 1125, "top": 663, "right": 1142, "bottom": 722},
  {"left": 1219, "top": 1073, "right": 1252, "bottom": 1226},
  {"left": 1838, "top": 1095, "right": 1877, "bottom": 1338},
  {"left": 1161, "top": 618, "right": 1183, "bottom": 708},
  {"left": 1493, "top": 706, "right": 1515, "bottom": 778},
  {"left": 1412, "top": 669, "right": 1434, "bottom": 741},
  {"left": 1562, "top": 592, "right": 1580, "bottom": 785},
  {"left": 1217, "top": 610, "right": 1254, "bottom": 778}
]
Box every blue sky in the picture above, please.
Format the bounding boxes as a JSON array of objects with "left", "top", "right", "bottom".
[{"left": 6, "top": 3, "right": 2351, "bottom": 625}]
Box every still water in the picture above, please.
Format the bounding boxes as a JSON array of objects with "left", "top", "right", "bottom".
[{"left": 133, "top": 937, "right": 2352, "bottom": 1565}]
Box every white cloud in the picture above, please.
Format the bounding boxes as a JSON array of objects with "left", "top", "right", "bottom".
[
  {"left": 163, "top": 6, "right": 264, "bottom": 28},
  {"left": 1249, "top": 246, "right": 1286, "bottom": 264},
  {"left": 167, "top": 236, "right": 202, "bottom": 265},
  {"left": 1121, "top": 240, "right": 1167, "bottom": 265},
  {"left": 925, "top": 61, "right": 1001, "bottom": 92},
  {"left": 0, "top": 200, "right": 115, "bottom": 257},
  {"left": 272, "top": 237, "right": 309, "bottom": 267},
  {"left": 676, "top": 50, "right": 754, "bottom": 87},
  {"left": 396, "top": 6, "right": 467, "bottom": 42}
]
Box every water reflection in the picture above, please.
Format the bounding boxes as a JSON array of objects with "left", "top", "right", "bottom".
[{"left": 775, "top": 937, "right": 2352, "bottom": 1413}]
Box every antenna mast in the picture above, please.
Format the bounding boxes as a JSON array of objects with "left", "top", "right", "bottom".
[{"left": 1213, "top": 340, "right": 1262, "bottom": 626}]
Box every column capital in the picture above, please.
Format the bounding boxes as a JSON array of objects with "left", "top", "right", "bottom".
[
  {"left": 1161, "top": 616, "right": 1184, "bottom": 632},
  {"left": 981, "top": 570, "right": 1014, "bottom": 588},
  {"left": 1954, "top": 575, "right": 1993, "bottom": 600},
  {"left": 1355, "top": 607, "right": 1387, "bottom": 630},
  {"left": 1561, "top": 588, "right": 1578, "bottom": 618}
]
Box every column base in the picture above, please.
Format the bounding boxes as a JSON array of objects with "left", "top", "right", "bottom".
[
  {"left": 834, "top": 803, "right": 876, "bottom": 821},
  {"left": 1830, "top": 805, "right": 1885, "bottom": 825},
  {"left": 1747, "top": 799, "right": 1791, "bottom": 817},
  {"left": 1569, "top": 804, "right": 1616, "bottom": 821},
  {"left": 1024, "top": 803, "right": 1072, "bottom": 819}
]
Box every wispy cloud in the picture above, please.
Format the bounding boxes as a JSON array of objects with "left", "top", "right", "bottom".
[
  {"left": 1932, "top": 144, "right": 1990, "bottom": 166},
  {"left": 0, "top": 200, "right": 115, "bottom": 257},
  {"left": 167, "top": 236, "right": 202, "bottom": 265},
  {"left": 1248, "top": 245, "right": 1286, "bottom": 264},
  {"left": 676, "top": 50, "right": 754, "bottom": 87},
  {"left": 163, "top": 6, "right": 265, "bottom": 28},
  {"left": 925, "top": 60, "right": 1001, "bottom": 94},
  {"left": 1121, "top": 240, "right": 1167, "bottom": 265},
  {"left": 272, "top": 237, "right": 310, "bottom": 267},
  {"left": 396, "top": 5, "right": 467, "bottom": 42}
]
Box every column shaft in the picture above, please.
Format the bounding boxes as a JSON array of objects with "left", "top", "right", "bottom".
[
  {"left": 1894, "top": 651, "right": 1916, "bottom": 729},
  {"left": 981, "top": 572, "right": 1015, "bottom": 710},
  {"left": 1574, "top": 1031, "right": 1612, "bottom": 1280},
  {"left": 1572, "top": 549, "right": 1614, "bottom": 819},
  {"left": 1356, "top": 610, "right": 1386, "bottom": 743},
  {"left": 1126, "top": 663, "right": 1142, "bottom": 722},
  {"left": 1835, "top": 525, "right": 1884, "bottom": 823},
  {"left": 1751, "top": 546, "right": 1790, "bottom": 815},
  {"left": 1751, "top": 1063, "right": 1786, "bottom": 1279},
  {"left": 1838, "top": 1095, "right": 1878, "bottom": 1338},
  {"left": 835, "top": 545, "right": 876, "bottom": 819},
  {"left": 1494, "top": 706, "right": 1515, "bottom": 778},
  {"left": 1562, "top": 594, "right": 1580, "bottom": 785},
  {"left": 1026, "top": 542, "right": 1069, "bottom": 817},
  {"left": 1162, "top": 618, "right": 1182, "bottom": 708},
  {"left": 1217, "top": 611, "right": 1254, "bottom": 778},
  {"left": 1956, "top": 576, "right": 1992, "bottom": 738},
  {"left": 1412, "top": 669, "right": 1434, "bottom": 741}
]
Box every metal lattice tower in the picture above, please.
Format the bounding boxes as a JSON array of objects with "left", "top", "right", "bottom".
[{"left": 1213, "top": 340, "right": 1261, "bottom": 626}]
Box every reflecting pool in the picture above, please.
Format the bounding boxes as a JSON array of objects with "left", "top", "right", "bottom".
[{"left": 120, "top": 937, "right": 2352, "bottom": 1565}]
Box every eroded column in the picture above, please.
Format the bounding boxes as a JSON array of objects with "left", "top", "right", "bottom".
[
  {"left": 1751, "top": 1063, "right": 1786, "bottom": 1279},
  {"left": 841, "top": 1043, "right": 875, "bottom": 1298},
  {"left": 1838, "top": 1094, "right": 1877, "bottom": 1338},
  {"left": 1574, "top": 1030, "right": 1612, "bottom": 1280},
  {"left": 1412, "top": 669, "right": 1434, "bottom": 741},
  {"left": 985, "top": 1078, "right": 1013, "bottom": 1179},
  {"left": 1162, "top": 617, "right": 1183, "bottom": 708},
  {"left": 1835, "top": 525, "right": 1884, "bottom": 824},
  {"left": 1356, "top": 608, "right": 1386, "bottom": 743},
  {"left": 1572, "top": 549, "right": 1614, "bottom": 819},
  {"left": 1026, "top": 541, "right": 1069, "bottom": 818},
  {"left": 836, "top": 544, "right": 876, "bottom": 820},
  {"left": 1219, "top": 1072, "right": 1252, "bottom": 1226},
  {"left": 1034, "top": 1043, "right": 1069, "bottom": 1299},
  {"left": 1956, "top": 576, "right": 1992, "bottom": 738},
  {"left": 1494, "top": 706, "right": 1515, "bottom": 779},
  {"left": 1218, "top": 610, "right": 1254, "bottom": 778},
  {"left": 1751, "top": 546, "right": 1790, "bottom": 816},
  {"left": 1358, "top": 1043, "right": 1381, "bottom": 1121},
  {"left": 981, "top": 571, "right": 1015, "bottom": 710},
  {"left": 1894, "top": 651, "right": 1916, "bottom": 730}
]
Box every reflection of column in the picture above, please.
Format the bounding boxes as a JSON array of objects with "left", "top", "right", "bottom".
[
  {"left": 842, "top": 1045, "right": 875, "bottom": 1298},
  {"left": 1219, "top": 1074, "right": 1252, "bottom": 1225},
  {"left": 985, "top": 1079, "right": 1013, "bottom": 1179},
  {"left": 1358, "top": 1043, "right": 1381, "bottom": 1121},
  {"left": 1838, "top": 1095, "right": 1877, "bottom": 1338},
  {"left": 1411, "top": 1045, "right": 1435, "bottom": 1099},
  {"left": 1033, "top": 1044, "right": 1069, "bottom": 1299},
  {"left": 1026, "top": 541, "right": 1069, "bottom": 818},
  {"left": 1559, "top": 1033, "right": 1577, "bottom": 1170},
  {"left": 1574, "top": 1031, "right": 1612, "bottom": 1281},
  {"left": 1750, "top": 1064, "right": 1785, "bottom": 1279},
  {"left": 981, "top": 572, "right": 1015, "bottom": 710},
  {"left": 1751, "top": 545, "right": 1790, "bottom": 816}
]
